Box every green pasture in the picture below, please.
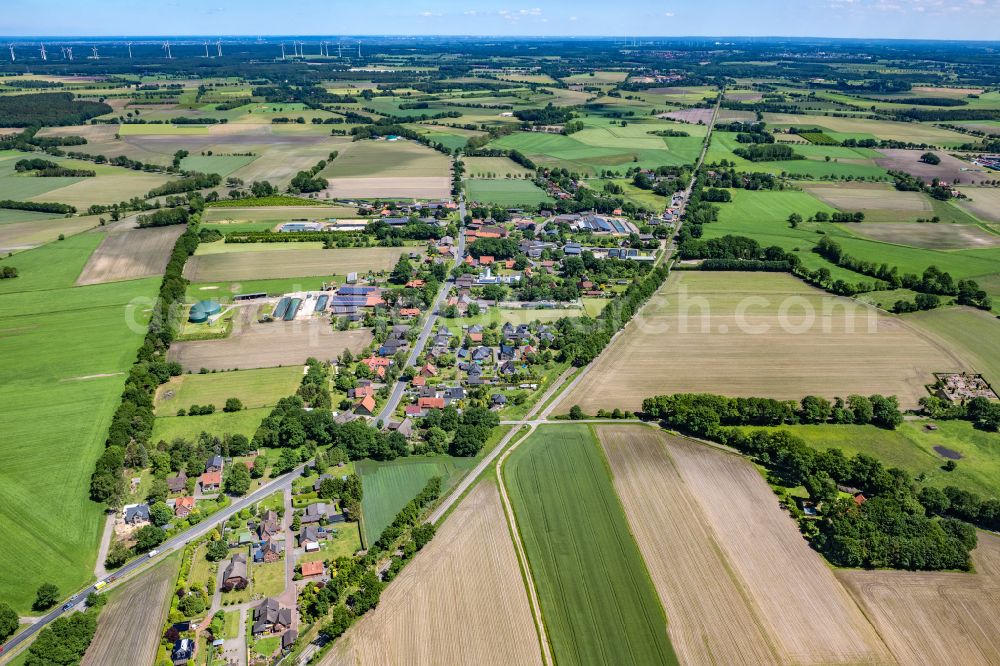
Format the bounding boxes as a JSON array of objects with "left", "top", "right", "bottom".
[
  {"left": 752, "top": 421, "right": 1000, "bottom": 499},
  {"left": 151, "top": 408, "right": 271, "bottom": 443},
  {"left": 154, "top": 366, "right": 304, "bottom": 416},
  {"left": 504, "top": 424, "right": 676, "bottom": 666},
  {"left": 357, "top": 455, "right": 477, "bottom": 546},
  {"left": 463, "top": 179, "right": 553, "bottom": 206},
  {"left": 0, "top": 240, "right": 159, "bottom": 612}
]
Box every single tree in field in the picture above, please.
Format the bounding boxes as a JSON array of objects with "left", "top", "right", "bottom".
[
  {"left": 788, "top": 213, "right": 802, "bottom": 228},
  {"left": 33, "top": 583, "right": 59, "bottom": 611}
]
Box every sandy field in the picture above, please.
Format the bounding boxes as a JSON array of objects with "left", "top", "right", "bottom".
[
  {"left": 659, "top": 430, "right": 894, "bottom": 664},
  {"left": 76, "top": 225, "right": 185, "bottom": 285},
  {"left": 958, "top": 187, "right": 1000, "bottom": 223},
  {"left": 183, "top": 246, "right": 405, "bottom": 282},
  {"left": 804, "top": 182, "right": 932, "bottom": 212},
  {"left": 598, "top": 425, "right": 781, "bottom": 664},
  {"left": 324, "top": 176, "right": 451, "bottom": 199},
  {"left": 558, "top": 272, "right": 963, "bottom": 414},
  {"left": 169, "top": 306, "right": 373, "bottom": 371},
  {"left": 850, "top": 222, "right": 1000, "bottom": 249},
  {"left": 874, "top": 149, "right": 994, "bottom": 186},
  {"left": 324, "top": 482, "right": 542, "bottom": 666},
  {"left": 82, "top": 554, "right": 179, "bottom": 666},
  {"left": 838, "top": 532, "right": 1000, "bottom": 666}
]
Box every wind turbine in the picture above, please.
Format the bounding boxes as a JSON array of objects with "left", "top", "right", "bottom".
[
  {"left": 338, "top": 42, "right": 343, "bottom": 58},
  {"left": 39, "top": 44, "right": 47, "bottom": 61},
  {"left": 60, "top": 46, "right": 67, "bottom": 59},
  {"left": 216, "top": 39, "right": 222, "bottom": 57},
  {"left": 280, "top": 42, "right": 285, "bottom": 60},
  {"left": 357, "top": 41, "right": 361, "bottom": 58},
  {"left": 203, "top": 41, "right": 209, "bottom": 58},
  {"left": 8, "top": 44, "right": 14, "bottom": 62},
  {"left": 66, "top": 46, "right": 73, "bottom": 60},
  {"left": 126, "top": 42, "right": 132, "bottom": 59},
  {"left": 90, "top": 46, "right": 99, "bottom": 59},
  {"left": 163, "top": 41, "right": 172, "bottom": 59}
]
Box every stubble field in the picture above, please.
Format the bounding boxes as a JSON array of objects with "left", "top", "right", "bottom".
[
  {"left": 182, "top": 246, "right": 405, "bottom": 281},
  {"left": 558, "top": 272, "right": 961, "bottom": 415},
  {"left": 660, "top": 431, "right": 894, "bottom": 664},
  {"left": 837, "top": 532, "right": 1000, "bottom": 666},
  {"left": 324, "top": 482, "right": 543, "bottom": 666},
  {"left": 81, "top": 553, "right": 181, "bottom": 666},
  {"left": 76, "top": 225, "right": 186, "bottom": 285},
  {"left": 168, "top": 307, "right": 373, "bottom": 371},
  {"left": 958, "top": 187, "right": 1000, "bottom": 223}
]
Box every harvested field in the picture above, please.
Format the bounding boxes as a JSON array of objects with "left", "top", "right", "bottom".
[
  {"left": 725, "top": 91, "right": 764, "bottom": 102},
  {"left": 168, "top": 306, "right": 372, "bottom": 371},
  {"left": 324, "top": 176, "right": 451, "bottom": 199},
  {"left": 958, "top": 187, "right": 1000, "bottom": 223},
  {"left": 716, "top": 109, "right": 757, "bottom": 123},
  {"left": 837, "top": 532, "right": 1000, "bottom": 666},
  {"left": 662, "top": 431, "right": 894, "bottom": 664},
  {"left": 657, "top": 108, "right": 714, "bottom": 125},
  {"left": 763, "top": 114, "right": 970, "bottom": 147},
  {"left": 82, "top": 552, "right": 180, "bottom": 666},
  {"left": 803, "top": 182, "right": 931, "bottom": 212},
  {"left": 76, "top": 225, "right": 186, "bottom": 285},
  {"left": 850, "top": 222, "right": 1000, "bottom": 249},
  {"left": 557, "top": 272, "right": 960, "bottom": 414},
  {"left": 874, "top": 149, "right": 993, "bottom": 186},
  {"left": 183, "top": 246, "right": 405, "bottom": 282},
  {"left": 598, "top": 425, "right": 780, "bottom": 665},
  {"left": 0, "top": 215, "right": 99, "bottom": 253},
  {"left": 324, "top": 482, "right": 542, "bottom": 666}
]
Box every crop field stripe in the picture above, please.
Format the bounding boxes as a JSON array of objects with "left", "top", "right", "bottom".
[{"left": 505, "top": 424, "right": 677, "bottom": 666}]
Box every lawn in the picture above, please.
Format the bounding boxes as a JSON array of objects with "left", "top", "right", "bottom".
[
  {"left": 357, "top": 455, "right": 477, "bottom": 546},
  {"left": 504, "top": 424, "right": 677, "bottom": 666},
  {"left": 0, "top": 239, "right": 159, "bottom": 612},
  {"left": 154, "top": 366, "right": 303, "bottom": 416},
  {"left": 252, "top": 561, "right": 286, "bottom": 598},
  {"left": 298, "top": 523, "right": 362, "bottom": 562},
  {"left": 752, "top": 421, "right": 1000, "bottom": 499},
  {"left": 151, "top": 408, "right": 271, "bottom": 443},
  {"left": 223, "top": 610, "right": 240, "bottom": 639}
]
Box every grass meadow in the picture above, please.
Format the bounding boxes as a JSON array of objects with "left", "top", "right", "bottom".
[
  {"left": 463, "top": 179, "right": 554, "bottom": 206},
  {"left": 753, "top": 421, "right": 1000, "bottom": 499},
  {"left": 154, "top": 366, "right": 303, "bottom": 416},
  {"left": 0, "top": 238, "right": 159, "bottom": 612},
  {"left": 504, "top": 424, "right": 677, "bottom": 666},
  {"left": 357, "top": 455, "right": 477, "bottom": 546},
  {"left": 151, "top": 407, "right": 272, "bottom": 442}
]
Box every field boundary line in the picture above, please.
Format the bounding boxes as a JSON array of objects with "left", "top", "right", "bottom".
[{"left": 496, "top": 424, "right": 553, "bottom": 666}]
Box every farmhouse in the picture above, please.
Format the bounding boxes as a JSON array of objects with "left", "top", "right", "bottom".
[
  {"left": 253, "top": 597, "right": 292, "bottom": 635},
  {"left": 222, "top": 553, "right": 248, "bottom": 589}
]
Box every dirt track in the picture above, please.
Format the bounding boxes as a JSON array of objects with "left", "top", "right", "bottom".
[
  {"left": 323, "top": 482, "right": 542, "bottom": 666},
  {"left": 169, "top": 307, "right": 372, "bottom": 371}
]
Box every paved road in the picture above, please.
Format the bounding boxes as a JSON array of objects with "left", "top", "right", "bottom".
[
  {"left": 376, "top": 191, "right": 467, "bottom": 424},
  {"left": 0, "top": 462, "right": 309, "bottom": 661},
  {"left": 425, "top": 365, "right": 575, "bottom": 525}
]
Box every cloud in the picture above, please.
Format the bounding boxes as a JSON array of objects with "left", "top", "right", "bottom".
[{"left": 664, "top": 11, "right": 675, "bottom": 16}]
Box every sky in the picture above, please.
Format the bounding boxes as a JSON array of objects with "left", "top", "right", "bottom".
[{"left": 4, "top": 0, "right": 1000, "bottom": 40}]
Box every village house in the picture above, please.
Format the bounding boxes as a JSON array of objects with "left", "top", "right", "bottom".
[
  {"left": 166, "top": 469, "right": 188, "bottom": 494},
  {"left": 200, "top": 471, "right": 221, "bottom": 492},
  {"left": 123, "top": 503, "right": 150, "bottom": 526},
  {"left": 222, "top": 553, "right": 248, "bottom": 589},
  {"left": 173, "top": 496, "right": 196, "bottom": 518},
  {"left": 252, "top": 598, "right": 292, "bottom": 635},
  {"left": 300, "top": 560, "right": 324, "bottom": 578},
  {"left": 205, "top": 455, "right": 224, "bottom": 474}
]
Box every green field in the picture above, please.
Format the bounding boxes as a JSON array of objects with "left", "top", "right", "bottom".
[
  {"left": 154, "top": 366, "right": 304, "bottom": 416},
  {"left": 357, "top": 455, "right": 477, "bottom": 546},
  {"left": 754, "top": 421, "right": 1000, "bottom": 499},
  {"left": 907, "top": 306, "right": 1000, "bottom": 387},
  {"left": 0, "top": 238, "right": 159, "bottom": 612},
  {"left": 151, "top": 407, "right": 271, "bottom": 443},
  {"left": 463, "top": 179, "right": 554, "bottom": 206},
  {"left": 504, "top": 424, "right": 676, "bottom": 666}
]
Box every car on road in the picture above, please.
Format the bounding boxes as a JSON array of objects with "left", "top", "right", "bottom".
[
  {"left": 94, "top": 580, "right": 107, "bottom": 591},
  {"left": 62, "top": 602, "right": 74, "bottom": 611},
  {"left": 147, "top": 549, "right": 159, "bottom": 558}
]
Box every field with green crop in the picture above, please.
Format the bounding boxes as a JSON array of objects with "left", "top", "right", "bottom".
[
  {"left": 504, "top": 424, "right": 677, "bottom": 666},
  {"left": 753, "top": 421, "right": 1000, "bottom": 499},
  {"left": 154, "top": 366, "right": 303, "bottom": 416},
  {"left": 150, "top": 407, "right": 271, "bottom": 443},
  {"left": 907, "top": 306, "right": 1000, "bottom": 383},
  {"left": 462, "top": 156, "right": 534, "bottom": 178},
  {"left": 0, "top": 236, "right": 159, "bottom": 612},
  {"left": 357, "top": 455, "right": 477, "bottom": 546},
  {"left": 323, "top": 139, "right": 451, "bottom": 178},
  {"left": 463, "top": 179, "right": 553, "bottom": 206}
]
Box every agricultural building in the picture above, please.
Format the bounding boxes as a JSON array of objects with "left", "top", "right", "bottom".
[
  {"left": 272, "top": 297, "right": 291, "bottom": 320},
  {"left": 188, "top": 299, "right": 221, "bottom": 323},
  {"left": 283, "top": 298, "right": 302, "bottom": 321},
  {"left": 314, "top": 295, "right": 329, "bottom": 313},
  {"left": 279, "top": 222, "right": 324, "bottom": 232}
]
